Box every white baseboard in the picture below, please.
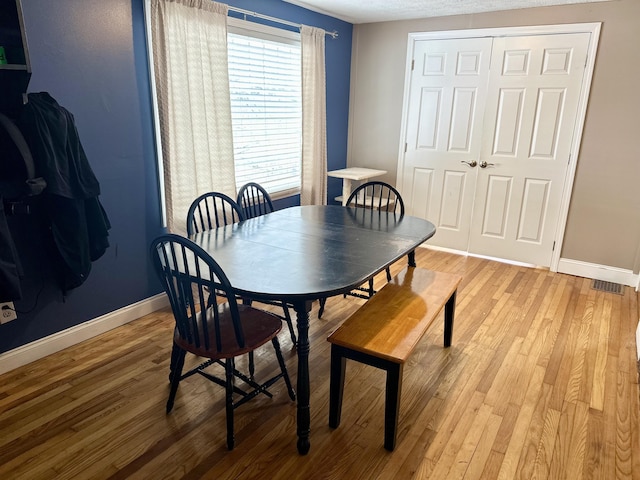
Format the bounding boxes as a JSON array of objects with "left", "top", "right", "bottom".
[
  {"left": 557, "top": 258, "right": 638, "bottom": 287},
  {"left": 0, "top": 294, "right": 169, "bottom": 376},
  {"left": 421, "top": 244, "right": 538, "bottom": 268},
  {"left": 422, "top": 246, "right": 640, "bottom": 286}
]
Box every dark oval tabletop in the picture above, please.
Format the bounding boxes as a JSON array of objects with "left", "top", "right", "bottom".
[{"left": 190, "top": 205, "right": 436, "bottom": 302}]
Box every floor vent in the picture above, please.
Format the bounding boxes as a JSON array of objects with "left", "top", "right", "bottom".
[{"left": 591, "top": 279, "right": 624, "bottom": 295}]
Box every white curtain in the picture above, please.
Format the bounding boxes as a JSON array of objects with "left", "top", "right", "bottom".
[
  {"left": 300, "top": 26, "right": 327, "bottom": 206},
  {"left": 150, "top": 0, "right": 235, "bottom": 232}
]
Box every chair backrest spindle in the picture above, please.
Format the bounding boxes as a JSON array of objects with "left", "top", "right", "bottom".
[
  {"left": 237, "top": 182, "right": 275, "bottom": 220},
  {"left": 346, "top": 181, "right": 405, "bottom": 215},
  {"left": 150, "top": 234, "right": 246, "bottom": 353},
  {"left": 186, "top": 192, "right": 244, "bottom": 236}
]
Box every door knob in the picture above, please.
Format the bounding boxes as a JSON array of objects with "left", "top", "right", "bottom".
[
  {"left": 460, "top": 160, "right": 477, "bottom": 168},
  {"left": 479, "top": 161, "right": 495, "bottom": 168}
]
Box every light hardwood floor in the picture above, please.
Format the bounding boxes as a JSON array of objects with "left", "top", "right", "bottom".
[{"left": 0, "top": 249, "right": 638, "bottom": 479}]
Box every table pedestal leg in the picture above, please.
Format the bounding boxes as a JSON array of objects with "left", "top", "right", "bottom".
[{"left": 293, "top": 300, "right": 312, "bottom": 454}]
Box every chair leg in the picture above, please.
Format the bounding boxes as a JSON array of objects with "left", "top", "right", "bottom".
[
  {"left": 407, "top": 250, "right": 416, "bottom": 267},
  {"left": 368, "top": 278, "right": 375, "bottom": 298},
  {"left": 248, "top": 352, "right": 255, "bottom": 379},
  {"left": 168, "top": 342, "right": 181, "bottom": 382},
  {"left": 282, "top": 303, "right": 297, "bottom": 346},
  {"left": 272, "top": 336, "right": 296, "bottom": 400},
  {"left": 386, "top": 267, "right": 392, "bottom": 282},
  {"left": 240, "top": 296, "right": 257, "bottom": 371},
  {"left": 166, "top": 346, "right": 186, "bottom": 413},
  {"left": 225, "top": 358, "right": 235, "bottom": 450},
  {"left": 318, "top": 297, "right": 327, "bottom": 317}
]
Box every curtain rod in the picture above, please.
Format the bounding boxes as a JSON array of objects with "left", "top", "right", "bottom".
[{"left": 228, "top": 6, "right": 339, "bottom": 39}]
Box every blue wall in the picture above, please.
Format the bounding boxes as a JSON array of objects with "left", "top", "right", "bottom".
[{"left": 0, "top": 0, "right": 352, "bottom": 354}]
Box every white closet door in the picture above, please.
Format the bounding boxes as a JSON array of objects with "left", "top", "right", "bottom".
[
  {"left": 469, "top": 33, "right": 590, "bottom": 265},
  {"left": 400, "top": 38, "right": 492, "bottom": 251}
]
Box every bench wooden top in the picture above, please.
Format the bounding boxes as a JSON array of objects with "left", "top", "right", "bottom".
[{"left": 327, "top": 268, "right": 462, "bottom": 364}]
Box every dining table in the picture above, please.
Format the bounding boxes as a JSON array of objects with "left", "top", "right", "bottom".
[{"left": 189, "top": 204, "right": 436, "bottom": 454}]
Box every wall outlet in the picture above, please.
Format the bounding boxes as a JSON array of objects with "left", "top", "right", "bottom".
[{"left": 0, "top": 302, "right": 17, "bottom": 323}]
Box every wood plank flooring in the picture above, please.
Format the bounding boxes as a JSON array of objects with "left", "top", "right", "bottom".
[{"left": 0, "top": 248, "right": 638, "bottom": 479}]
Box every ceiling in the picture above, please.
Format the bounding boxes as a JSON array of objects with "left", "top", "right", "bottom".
[{"left": 282, "top": 0, "right": 612, "bottom": 24}]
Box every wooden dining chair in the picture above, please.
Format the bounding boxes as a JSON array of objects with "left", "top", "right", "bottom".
[
  {"left": 185, "top": 193, "right": 244, "bottom": 307},
  {"left": 186, "top": 192, "right": 262, "bottom": 374},
  {"left": 319, "top": 181, "right": 406, "bottom": 315},
  {"left": 236, "top": 182, "right": 275, "bottom": 219},
  {"left": 345, "top": 180, "right": 408, "bottom": 299},
  {"left": 150, "top": 234, "right": 296, "bottom": 450},
  {"left": 236, "top": 182, "right": 297, "bottom": 346},
  {"left": 186, "top": 192, "right": 244, "bottom": 236},
  {"left": 346, "top": 180, "right": 405, "bottom": 215}
]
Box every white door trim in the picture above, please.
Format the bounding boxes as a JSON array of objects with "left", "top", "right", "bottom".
[{"left": 397, "top": 22, "right": 601, "bottom": 272}]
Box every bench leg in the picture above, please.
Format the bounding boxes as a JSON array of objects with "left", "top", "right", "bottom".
[
  {"left": 329, "top": 346, "right": 346, "bottom": 429},
  {"left": 444, "top": 289, "right": 457, "bottom": 348},
  {"left": 384, "top": 362, "right": 403, "bottom": 451}
]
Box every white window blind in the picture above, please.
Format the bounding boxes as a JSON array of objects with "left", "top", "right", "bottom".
[{"left": 227, "top": 22, "right": 302, "bottom": 197}]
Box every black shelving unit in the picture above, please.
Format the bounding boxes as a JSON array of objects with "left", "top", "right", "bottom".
[{"left": 0, "top": 0, "right": 30, "bottom": 117}]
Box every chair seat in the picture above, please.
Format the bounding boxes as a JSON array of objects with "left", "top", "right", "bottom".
[{"left": 174, "top": 304, "right": 283, "bottom": 359}]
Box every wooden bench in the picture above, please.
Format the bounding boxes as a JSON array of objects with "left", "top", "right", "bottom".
[{"left": 327, "top": 267, "right": 462, "bottom": 451}]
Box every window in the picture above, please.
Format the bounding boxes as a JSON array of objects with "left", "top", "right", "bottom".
[{"left": 227, "top": 20, "right": 302, "bottom": 198}]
